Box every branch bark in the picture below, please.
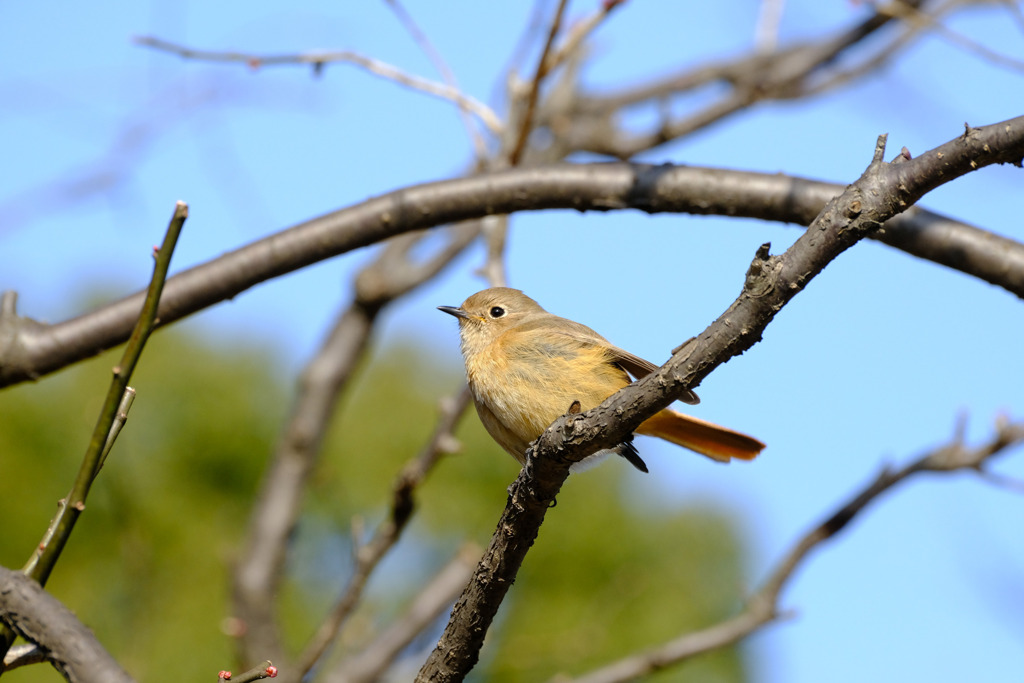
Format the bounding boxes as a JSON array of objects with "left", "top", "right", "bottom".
[
  {"left": 2, "top": 116, "right": 1022, "bottom": 388},
  {"left": 0, "top": 568, "right": 134, "bottom": 683},
  {"left": 558, "top": 416, "right": 1024, "bottom": 683},
  {"left": 414, "top": 120, "right": 1024, "bottom": 681},
  {"left": 549, "top": 0, "right": 942, "bottom": 157},
  {"left": 287, "top": 388, "right": 472, "bottom": 682},
  {"left": 325, "top": 546, "right": 479, "bottom": 683},
  {"left": 232, "top": 225, "right": 478, "bottom": 668}
]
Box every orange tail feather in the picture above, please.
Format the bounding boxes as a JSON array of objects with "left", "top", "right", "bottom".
[{"left": 637, "top": 409, "right": 765, "bottom": 463}]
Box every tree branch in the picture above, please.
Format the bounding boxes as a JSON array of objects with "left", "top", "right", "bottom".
[
  {"left": 0, "top": 567, "right": 134, "bottom": 683},
  {"left": 382, "top": 0, "right": 490, "bottom": 158},
  {"left": 2, "top": 117, "right": 1022, "bottom": 388},
  {"left": 507, "top": 0, "right": 569, "bottom": 166},
  {"left": 558, "top": 416, "right": 1024, "bottom": 683},
  {"left": 324, "top": 545, "right": 479, "bottom": 683},
  {"left": 553, "top": 0, "right": 941, "bottom": 157},
  {"left": 414, "top": 119, "right": 1024, "bottom": 681},
  {"left": 133, "top": 36, "right": 504, "bottom": 137},
  {"left": 220, "top": 660, "right": 277, "bottom": 682},
  {"left": 232, "top": 225, "right": 478, "bottom": 668},
  {"left": 22, "top": 203, "right": 185, "bottom": 585},
  {"left": 288, "top": 388, "right": 472, "bottom": 682},
  {"left": 0, "top": 202, "right": 186, "bottom": 665}
]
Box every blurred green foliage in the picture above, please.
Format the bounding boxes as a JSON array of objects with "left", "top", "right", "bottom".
[{"left": 0, "top": 327, "right": 750, "bottom": 682}]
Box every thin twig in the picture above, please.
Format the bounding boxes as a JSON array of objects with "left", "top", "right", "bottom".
[
  {"left": 483, "top": 0, "right": 624, "bottom": 287},
  {"left": 382, "top": 0, "right": 490, "bottom": 158},
  {"left": 478, "top": 215, "right": 509, "bottom": 288},
  {"left": 543, "top": 0, "right": 627, "bottom": 75},
  {"left": 886, "top": 0, "right": 1024, "bottom": 72},
  {"left": 232, "top": 225, "right": 479, "bottom": 667},
  {"left": 508, "top": 0, "right": 570, "bottom": 165},
  {"left": 23, "top": 202, "right": 186, "bottom": 585},
  {"left": 326, "top": 544, "right": 480, "bottom": 683},
  {"left": 560, "top": 418, "right": 1024, "bottom": 683},
  {"left": 976, "top": 468, "right": 1024, "bottom": 495},
  {"left": 0, "top": 202, "right": 186, "bottom": 664},
  {"left": 292, "top": 388, "right": 472, "bottom": 681},
  {"left": 97, "top": 387, "right": 136, "bottom": 472},
  {"left": 755, "top": 0, "right": 786, "bottom": 53},
  {"left": 559, "top": 0, "right": 935, "bottom": 157},
  {"left": 505, "top": 0, "right": 557, "bottom": 82},
  {"left": 218, "top": 660, "right": 277, "bottom": 682},
  {"left": 134, "top": 36, "right": 504, "bottom": 136},
  {"left": 491, "top": 0, "right": 575, "bottom": 280}
]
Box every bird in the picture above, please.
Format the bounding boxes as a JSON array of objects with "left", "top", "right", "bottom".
[{"left": 438, "top": 287, "right": 765, "bottom": 472}]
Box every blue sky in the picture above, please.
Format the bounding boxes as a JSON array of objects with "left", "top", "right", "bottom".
[{"left": 2, "top": 2, "right": 1023, "bottom": 682}]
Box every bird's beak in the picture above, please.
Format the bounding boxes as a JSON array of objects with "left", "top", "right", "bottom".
[{"left": 437, "top": 305, "right": 470, "bottom": 320}]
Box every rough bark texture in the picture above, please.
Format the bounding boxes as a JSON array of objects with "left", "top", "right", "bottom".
[
  {"left": 0, "top": 568, "right": 134, "bottom": 683},
  {"left": 414, "top": 121, "right": 1024, "bottom": 681}
]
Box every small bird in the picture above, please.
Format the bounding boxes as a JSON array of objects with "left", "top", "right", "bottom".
[{"left": 438, "top": 287, "right": 765, "bottom": 472}]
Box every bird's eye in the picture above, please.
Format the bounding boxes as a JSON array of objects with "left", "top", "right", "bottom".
[{"left": 489, "top": 306, "right": 505, "bottom": 318}]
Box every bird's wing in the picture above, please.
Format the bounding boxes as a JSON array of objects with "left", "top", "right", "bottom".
[
  {"left": 515, "top": 314, "right": 700, "bottom": 406},
  {"left": 605, "top": 344, "right": 700, "bottom": 406}
]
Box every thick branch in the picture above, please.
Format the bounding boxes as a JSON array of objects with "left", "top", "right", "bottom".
[
  {"left": 414, "top": 119, "right": 1024, "bottom": 681},
  {"left": 2, "top": 116, "right": 1022, "bottom": 388},
  {"left": 0, "top": 568, "right": 133, "bottom": 683}
]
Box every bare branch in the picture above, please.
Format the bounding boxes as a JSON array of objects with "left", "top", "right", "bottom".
[
  {"left": 22, "top": 203, "right": 185, "bottom": 585},
  {"left": 888, "top": 0, "right": 1024, "bottom": 73},
  {"left": 291, "top": 388, "right": 472, "bottom": 681},
  {"left": 0, "top": 567, "right": 134, "bottom": 682},
  {"left": 0, "top": 202, "right": 186, "bottom": 664},
  {"left": 231, "top": 299, "right": 374, "bottom": 668},
  {"left": 97, "top": 386, "right": 136, "bottom": 472},
  {"left": 478, "top": 215, "right": 509, "bottom": 288},
  {"left": 487, "top": 0, "right": 625, "bottom": 282},
  {"left": 220, "top": 660, "right": 277, "bottom": 682},
  {"left": 382, "top": 0, "right": 491, "bottom": 158},
  {"left": 559, "top": 417, "right": 1024, "bottom": 683},
  {"left": 3, "top": 120, "right": 1022, "bottom": 390},
  {"left": 542, "top": 0, "right": 626, "bottom": 75},
  {"left": 414, "top": 119, "right": 1024, "bottom": 681},
  {"left": 133, "top": 36, "right": 504, "bottom": 136},
  {"left": 754, "top": 0, "right": 786, "bottom": 53},
  {"left": 232, "top": 225, "right": 478, "bottom": 667},
  {"left": 551, "top": 0, "right": 947, "bottom": 157},
  {"left": 508, "top": 0, "right": 570, "bottom": 165},
  {"left": 325, "top": 545, "right": 479, "bottom": 683}
]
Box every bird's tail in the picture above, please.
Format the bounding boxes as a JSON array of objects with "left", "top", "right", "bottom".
[{"left": 637, "top": 409, "right": 765, "bottom": 463}]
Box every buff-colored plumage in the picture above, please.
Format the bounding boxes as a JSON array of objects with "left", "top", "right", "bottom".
[{"left": 439, "top": 287, "right": 764, "bottom": 471}]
